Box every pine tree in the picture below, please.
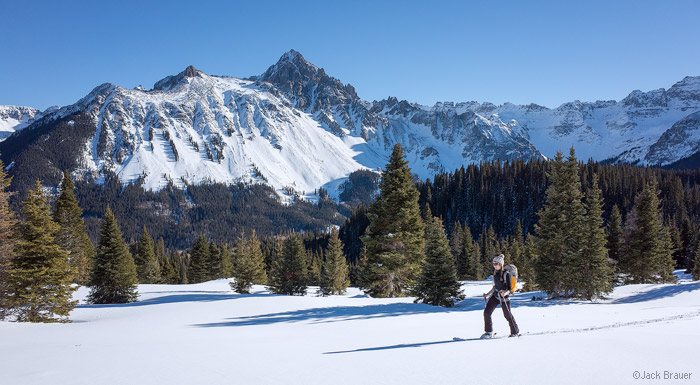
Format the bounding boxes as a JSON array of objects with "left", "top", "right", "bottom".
[
  {"left": 134, "top": 226, "right": 160, "bottom": 283},
  {"left": 533, "top": 149, "right": 586, "bottom": 297},
  {"left": 319, "top": 228, "right": 350, "bottom": 296},
  {"left": 159, "top": 254, "right": 178, "bottom": 284},
  {"left": 209, "top": 242, "right": 223, "bottom": 279},
  {"left": 691, "top": 235, "right": 700, "bottom": 280},
  {"left": 308, "top": 251, "right": 322, "bottom": 286},
  {"left": 53, "top": 171, "right": 94, "bottom": 285},
  {"left": 621, "top": 180, "right": 676, "bottom": 283},
  {"left": 5, "top": 181, "right": 77, "bottom": 322},
  {"left": 521, "top": 234, "right": 538, "bottom": 291},
  {"left": 220, "top": 243, "right": 233, "bottom": 278},
  {"left": 508, "top": 220, "right": 525, "bottom": 272},
  {"left": 231, "top": 231, "right": 268, "bottom": 294},
  {"left": 678, "top": 217, "right": 693, "bottom": 270},
  {"left": 88, "top": 207, "right": 138, "bottom": 304},
  {"left": 362, "top": 143, "right": 425, "bottom": 297},
  {"left": 449, "top": 222, "right": 466, "bottom": 278},
  {"left": 0, "top": 157, "right": 17, "bottom": 317},
  {"left": 606, "top": 204, "right": 623, "bottom": 265},
  {"left": 576, "top": 174, "right": 614, "bottom": 299},
  {"left": 188, "top": 234, "right": 211, "bottom": 283},
  {"left": 462, "top": 227, "right": 482, "bottom": 281},
  {"left": 479, "top": 225, "right": 499, "bottom": 279},
  {"left": 268, "top": 233, "right": 308, "bottom": 295},
  {"left": 414, "top": 216, "right": 464, "bottom": 307}
]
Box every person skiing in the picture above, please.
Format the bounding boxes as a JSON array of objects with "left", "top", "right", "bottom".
[{"left": 482, "top": 254, "right": 520, "bottom": 338}]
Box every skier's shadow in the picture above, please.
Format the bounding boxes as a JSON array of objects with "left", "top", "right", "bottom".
[{"left": 324, "top": 337, "right": 483, "bottom": 354}]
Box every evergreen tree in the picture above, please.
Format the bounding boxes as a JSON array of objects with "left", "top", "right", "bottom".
[
  {"left": 209, "top": 242, "right": 223, "bottom": 279},
  {"left": 606, "top": 204, "right": 623, "bottom": 265},
  {"left": 414, "top": 216, "right": 464, "bottom": 307},
  {"left": 188, "top": 234, "right": 211, "bottom": 283},
  {"left": 462, "top": 227, "right": 482, "bottom": 281},
  {"left": 691, "top": 235, "right": 700, "bottom": 280},
  {"left": 362, "top": 143, "right": 425, "bottom": 297},
  {"left": 159, "top": 254, "right": 178, "bottom": 284},
  {"left": 449, "top": 222, "right": 466, "bottom": 278},
  {"left": 308, "top": 251, "right": 322, "bottom": 286},
  {"left": 231, "top": 231, "right": 268, "bottom": 294},
  {"left": 268, "top": 233, "right": 308, "bottom": 295},
  {"left": 668, "top": 221, "right": 682, "bottom": 268},
  {"left": 319, "top": 228, "right": 350, "bottom": 296},
  {"left": 576, "top": 174, "right": 615, "bottom": 299},
  {"left": 220, "top": 243, "right": 233, "bottom": 278},
  {"left": 88, "top": 207, "right": 138, "bottom": 304},
  {"left": 134, "top": 226, "right": 160, "bottom": 284},
  {"left": 5, "top": 181, "right": 77, "bottom": 322},
  {"left": 53, "top": 171, "right": 94, "bottom": 285},
  {"left": 0, "top": 157, "right": 17, "bottom": 317},
  {"left": 479, "top": 225, "right": 499, "bottom": 279},
  {"left": 678, "top": 217, "right": 693, "bottom": 270},
  {"left": 534, "top": 149, "right": 587, "bottom": 297},
  {"left": 507, "top": 220, "right": 525, "bottom": 272},
  {"left": 521, "top": 234, "right": 538, "bottom": 291},
  {"left": 621, "top": 180, "right": 676, "bottom": 283}
]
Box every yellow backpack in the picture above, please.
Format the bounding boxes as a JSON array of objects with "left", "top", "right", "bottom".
[{"left": 503, "top": 264, "right": 518, "bottom": 292}]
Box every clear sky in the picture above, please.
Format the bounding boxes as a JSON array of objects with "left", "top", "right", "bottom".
[{"left": 1, "top": 0, "right": 699, "bottom": 110}]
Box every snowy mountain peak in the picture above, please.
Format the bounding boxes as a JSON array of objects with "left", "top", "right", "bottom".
[
  {"left": 153, "top": 65, "right": 205, "bottom": 91},
  {"left": 0, "top": 105, "right": 42, "bottom": 141},
  {"left": 1, "top": 51, "right": 699, "bottom": 199}
]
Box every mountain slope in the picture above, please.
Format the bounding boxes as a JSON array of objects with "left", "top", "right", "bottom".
[
  {"left": 0, "top": 105, "right": 42, "bottom": 142},
  {"left": 1, "top": 51, "right": 699, "bottom": 199}
]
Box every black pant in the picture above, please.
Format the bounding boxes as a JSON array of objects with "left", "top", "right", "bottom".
[{"left": 484, "top": 295, "right": 519, "bottom": 335}]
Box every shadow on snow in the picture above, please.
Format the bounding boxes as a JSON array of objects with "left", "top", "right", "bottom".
[
  {"left": 77, "top": 290, "right": 269, "bottom": 308},
  {"left": 612, "top": 282, "right": 699, "bottom": 304}
]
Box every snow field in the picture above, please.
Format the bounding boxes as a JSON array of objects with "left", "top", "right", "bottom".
[{"left": 1, "top": 272, "right": 698, "bottom": 385}]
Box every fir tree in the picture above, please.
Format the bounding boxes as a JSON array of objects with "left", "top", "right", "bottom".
[
  {"left": 691, "top": 235, "right": 700, "bottom": 281},
  {"left": 620, "top": 180, "right": 676, "bottom": 283},
  {"left": 159, "top": 254, "right": 178, "bottom": 284},
  {"left": 362, "top": 144, "right": 425, "bottom": 297},
  {"left": 53, "top": 171, "right": 94, "bottom": 285},
  {"left": 268, "top": 233, "right": 308, "bottom": 295},
  {"left": 231, "top": 231, "right": 267, "bottom": 294},
  {"left": 576, "top": 174, "right": 615, "bottom": 299},
  {"left": 188, "top": 234, "right": 211, "bottom": 283},
  {"left": 319, "top": 228, "right": 350, "bottom": 296},
  {"left": 209, "top": 242, "right": 223, "bottom": 279},
  {"left": 606, "top": 204, "right": 623, "bottom": 265},
  {"left": 0, "top": 157, "right": 17, "bottom": 317},
  {"left": 414, "top": 216, "right": 464, "bottom": 307},
  {"left": 678, "top": 217, "right": 693, "bottom": 270},
  {"left": 5, "top": 181, "right": 77, "bottom": 322},
  {"left": 479, "top": 225, "right": 499, "bottom": 279},
  {"left": 134, "top": 226, "right": 160, "bottom": 283},
  {"left": 88, "top": 207, "right": 138, "bottom": 304},
  {"left": 308, "top": 251, "right": 322, "bottom": 286},
  {"left": 462, "top": 227, "right": 482, "bottom": 281},
  {"left": 220, "top": 243, "right": 233, "bottom": 278},
  {"left": 449, "top": 222, "right": 465, "bottom": 278},
  {"left": 521, "top": 234, "right": 538, "bottom": 291},
  {"left": 507, "top": 220, "right": 525, "bottom": 272},
  {"left": 533, "top": 149, "right": 587, "bottom": 297}
]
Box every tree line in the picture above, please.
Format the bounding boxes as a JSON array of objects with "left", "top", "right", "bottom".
[{"left": 3, "top": 144, "right": 700, "bottom": 322}]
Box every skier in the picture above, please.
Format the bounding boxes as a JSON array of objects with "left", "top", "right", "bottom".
[{"left": 481, "top": 254, "right": 519, "bottom": 338}]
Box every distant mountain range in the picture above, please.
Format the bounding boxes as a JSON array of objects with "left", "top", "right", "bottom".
[{"left": 2, "top": 50, "right": 699, "bottom": 199}]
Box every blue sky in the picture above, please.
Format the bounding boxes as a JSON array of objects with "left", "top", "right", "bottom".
[{"left": 1, "top": 0, "right": 699, "bottom": 110}]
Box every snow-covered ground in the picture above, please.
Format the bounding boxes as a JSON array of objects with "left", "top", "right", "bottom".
[{"left": 2, "top": 271, "right": 698, "bottom": 385}]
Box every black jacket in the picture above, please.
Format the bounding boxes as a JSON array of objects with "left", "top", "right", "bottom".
[{"left": 492, "top": 270, "right": 512, "bottom": 298}]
